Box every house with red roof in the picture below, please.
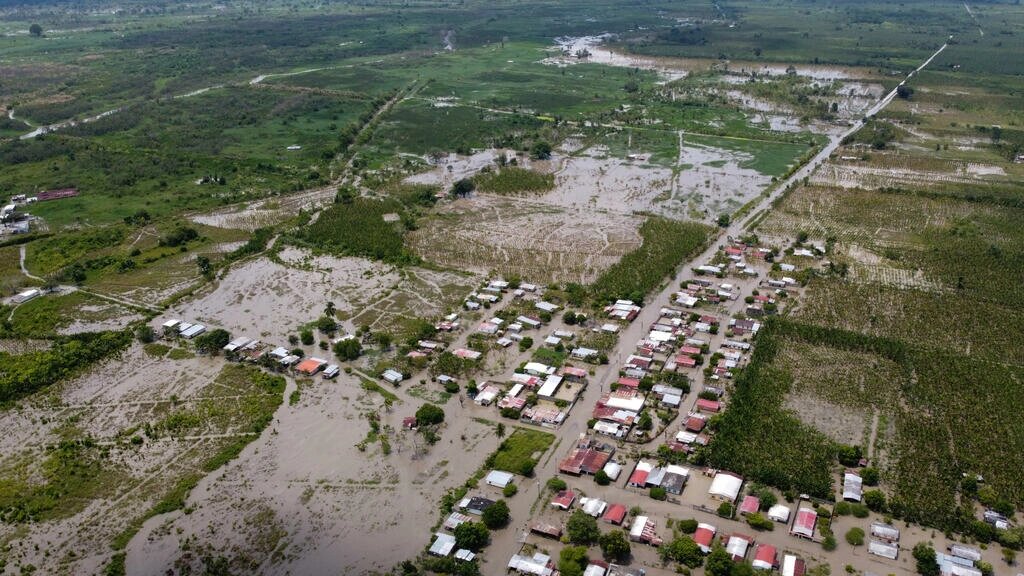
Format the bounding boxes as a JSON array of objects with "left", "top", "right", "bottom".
[
  {"left": 627, "top": 461, "right": 654, "bottom": 487},
  {"left": 617, "top": 377, "right": 640, "bottom": 389},
  {"left": 551, "top": 490, "right": 576, "bottom": 510},
  {"left": 738, "top": 495, "right": 760, "bottom": 516},
  {"left": 696, "top": 398, "right": 721, "bottom": 413},
  {"left": 791, "top": 507, "right": 817, "bottom": 539},
  {"left": 753, "top": 544, "right": 777, "bottom": 570},
  {"left": 602, "top": 503, "right": 627, "bottom": 525},
  {"left": 694, "top": 523, "right": 717, "bottom": 553}
]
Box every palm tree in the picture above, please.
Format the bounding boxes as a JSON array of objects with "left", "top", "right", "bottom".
[{"left": 324, "top": 301, "right": 336, "bottom": 318}]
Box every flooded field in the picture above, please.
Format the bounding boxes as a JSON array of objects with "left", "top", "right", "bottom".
[
  {"left": 408, "top": 193, "right": 644, "bottom": 284},
  {"left": 172, "top": 248, "right": 473, "bottom": 344},
  {"left": 128, "top": 372, "right": 499, "bottom": 575}
]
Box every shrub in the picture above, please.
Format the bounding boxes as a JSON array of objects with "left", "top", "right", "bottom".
[
  {"left": 503, "top": 483, "right": 518, "bottom": 498},
  {"left": 717, "top": 502, "right": 733, "bottom": 518},
  {"left": 678, "top": 518, "right": 699, "bottom": 533},
  {"left": 746, "top": 513, "right": 774, "bottom": 531},
  {"left": 547, "top": 477, "right": 567, "bottom": 492},
  {"left": 650, "top": 487, "right": 667, "bottom": 501},
  {"left": 822, "top": 534, "right": 837, "bottom": 551}
]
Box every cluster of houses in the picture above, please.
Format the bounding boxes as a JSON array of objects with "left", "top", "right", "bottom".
[
  {"left": 456, "top": 279, "right": 610, "bottom": 428},
  {"left": 160, "top": 318, "right": 341, "bottom": 378},
  {"left": 474, "top": 360, "right": 589, "bottom": 427},
  {"left": 936, "top": 544, "right": 988, "bottom": 576},
  {"left": 507, "top": 551, "right": 639, "bottom": 576},
  {"left": 463, "top": 279, "right": 539, "bottom": 311}
]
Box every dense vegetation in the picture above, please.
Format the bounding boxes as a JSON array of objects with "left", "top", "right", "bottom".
[
  {"left": 473, "top": 167, "right": 554, "bottom": 195},
  {"left": 709, "top": 317, "right": 1024, "bottom": 533},
  {"left": 293, "top": 197, "right": 416, "bottom": 264},
  {"left": 590, "top": 217, "right": 710, "bottom": 304},
  {"left": 0, "top": 331, "right": 132, "bottom": 406}
]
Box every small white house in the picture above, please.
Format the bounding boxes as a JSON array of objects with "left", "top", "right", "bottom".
[{"left": 485, "top": 470, "right": 514, "bottom": 488}]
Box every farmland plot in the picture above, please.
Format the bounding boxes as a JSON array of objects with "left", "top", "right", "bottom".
[
  {"left": 712, "top": 319, "right": 1024, "bottom": 530},
  {"left": 407, "top": 195, "right": 643, "bottom": 284}
]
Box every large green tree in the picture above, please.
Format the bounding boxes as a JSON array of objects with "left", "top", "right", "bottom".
[
  {"left": 599, "top": 530, "right": 631, "bottom": 562},
  {"left": 453, "top": 522, "right": 489, "bottom": 551},
  {"left": 565, "top": 510, "right": 600, "bottom": 545}
]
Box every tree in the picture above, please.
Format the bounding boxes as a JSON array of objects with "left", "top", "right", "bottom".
[
  {"left": 845, "top": 527, "right": 865, "bottom": 546},
  {"left": 599, "top": 530, "right": 631, "bottom": 562},
  {"left": 300, "top": 329, "right": 315, "bottom": 346},
  {"left": 453, "top": 522, "right": 489, "bottom": 551},
  {"left": 733, "top": 564, "right": 755, "bottom": 576},
  {"left": 451, "top": 178, "right": 475, "bottom": 198},
  {"left": 518, "top": 337, "right": 534, "bottom": 352},
  {"left": 755, "top": 488, "right": 777, "bottom": 511},
  {"left": 324, "top": 301, "right": 336, "bottom": 318},
  {"left": 496, "top": 423, "right": 506, "bottom": 438},
  {"left": 716, "top": 214, "right": 731, "bottom": 228},
  {"left": 195, "top": 329, "right": 231, "bottom": 354},
  {"left": 864, "top": 489, "right": 887, "bottom": 512},
  {"left": 594, "top": 469, "right": 611, "bottom": 486},
  {"left": 861, "top": 467, "right": 879, "bottom": 486},
  {"left": 502, "top": 482, "right": 517, "bottom": 497},
  {"left": 661, "top": 536, "right": 702, "bottom": 568},
  {"left": 558, "top": 546, "right": 588, "bottom": 576},
  {"left": 135, "top": 325, "right": 155, "bottom": 344},
  {"left": 637, "top": 411, "right": 653, "bottom": 431},
  {"left": 530, "top": 141, "right": 552, "bottom": 160},
  {"left": 896, "top": 84, "right": 915, "bottom": 100},
  {"left": 913, "top": 543, "right": 940, "bottom": 576},
  {"left": 316, "top": 316, "right": 337, "bottom": 333},
  {"left": 333, "top": 338, "right": 362, "bottom": 361},
  {"left": 196, "top": 255, "right": 212, "bottom": 277},
  {"left": 822, "top": 534, "right": 837, "bottom": 551},
  {"left": 375, "top": 332, "right": 392, "bottom": 350},
  {"left": 29, "top": 23, "right": 42, "bottom": 36},
  {"left": 650, "top": 487, "right": 667, "bottom": 501},
  {"left": 415, "top": 403, "right": 445, "bottom": 426},
  {"left": 705, "top": 546, "right": 734, "bottom": 576},
  {"left": 566, "top": 510, "right": 600, "bottom": 545},
  {"left": 837, "top": 444, "right": 862, "bottom": 467},
  {"left": 482, "top": 499, "right": 510, "bottom": 528}
]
